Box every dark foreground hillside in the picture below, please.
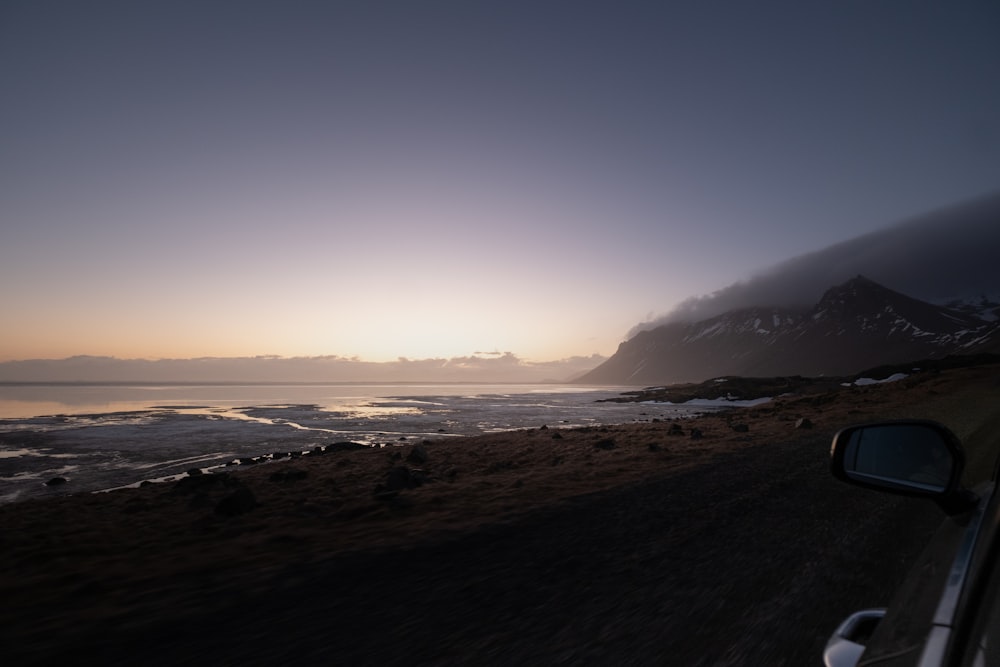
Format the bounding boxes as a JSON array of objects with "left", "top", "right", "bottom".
[{"left": 2, "top": 363, "right": 999, "bottom": 665}]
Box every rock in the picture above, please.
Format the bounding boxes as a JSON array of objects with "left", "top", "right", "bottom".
[
  {"left": 406, "top": 444, "right": 429, "bottom": 464},
  {"left": 552, "top": 431, "right": 564, "bottom": 440},
  {"left": 374, "top": 465, "right": 425, "bottom": 498},
  {"left": 732, "top": 423, "right": 750, "bottom": 433},
  {"left": 326, "top": 441, "right": 367, "bottom": 453},
  {"left": 690, "top": 428, "right": 704, "bottom": 440},
  {"left": 648, "top": 443, "right": 663, "bottom": 452},
  {"left": 215, "top": 486, "right": 257, "bottom": 516},
  {"left": 795, "top": 417, "right": 814, "bottom": 429},
  {"left": 668, "top": 423, "right": 684, "bottom": 436},
  {"left": 594, "top": 438, "right": 616, "bottom": 450},
  {"left": 174, "top": 472, "right": 231, "bottom": 494},
  {"left": 44, "top": 477, "right": 68, "bottom": 486},
  {"left": 187, "top": 468, "right": 203, "bottom": 476},
  {"left": 384, "top": 466, "right": 413, "bottom": 492},
  {"left": 269, "top": 469, "right": 307, "bottom": 482}
]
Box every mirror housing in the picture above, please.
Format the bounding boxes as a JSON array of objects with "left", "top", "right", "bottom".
[
  {"left": 823, "top": 609, "right": 885, "bottom": 667},
  {"left": 831, "top": 420, "right": 976, "bottom": 515}
]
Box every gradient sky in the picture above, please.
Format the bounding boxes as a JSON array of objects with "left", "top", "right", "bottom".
[{"left": 2, "top": 1, "right": 999, "bottom": 364}]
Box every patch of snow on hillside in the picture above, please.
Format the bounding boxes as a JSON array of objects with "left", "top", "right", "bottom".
[
  {"left": 960, "top": 332, "right": 995, "bottom": 349},
  {"left": 842, "top": 372, "right": 908, "bottom": 387},
  {"left": 683, "top": 396, "right": 773, "bottom": 407},
  {"left": 627, "top": 360, "right": 648, "bottom": 382},
  {"left": 937, "top": 294, "right": 1000, "bottom": 322},
  {"left": 686, "top": 320, "right": 727, "bottom": 342},
  {"left": 942, "top": 311, "right": 971, "bottom": 324}
]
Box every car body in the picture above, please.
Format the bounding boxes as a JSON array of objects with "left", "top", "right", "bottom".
[{"left": 824, "top": 419, "right": 999, "bottom": 667}]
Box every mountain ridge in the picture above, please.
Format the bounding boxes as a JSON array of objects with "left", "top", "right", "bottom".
[
  {"left": 578, "top": 276, "right": 1000, "bottom": 385},
  {"left": 638, "top": 191, "right": 1000, "bottom": 332}
]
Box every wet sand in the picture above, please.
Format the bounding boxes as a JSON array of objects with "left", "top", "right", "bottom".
[{"left": 2, "top": 363, "right": 999, "bottom": 665}]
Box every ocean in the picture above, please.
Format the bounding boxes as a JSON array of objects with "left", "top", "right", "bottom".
[{"left": 0, "top": 383, "right": 719, "bottom": 504}]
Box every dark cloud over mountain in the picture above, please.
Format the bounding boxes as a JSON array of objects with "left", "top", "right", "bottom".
[{"left": 631, "top": 192, "right": 1000, "bottom": 337}]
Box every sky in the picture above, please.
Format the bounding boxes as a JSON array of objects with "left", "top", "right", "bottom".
[{"left": 2, "top": 1, "right": 999, "bottom": 366}]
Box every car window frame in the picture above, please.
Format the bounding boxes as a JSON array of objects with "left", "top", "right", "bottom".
[{"left": 950, "top": 480, "right": 1000, "bottom": 666}]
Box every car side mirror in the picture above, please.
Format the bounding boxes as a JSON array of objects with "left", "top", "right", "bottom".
[{"left": 831, "top": 420, "right": 976, "bottom": 515}]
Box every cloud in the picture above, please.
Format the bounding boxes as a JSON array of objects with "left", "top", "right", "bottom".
[{"left": 629, "top": 192, "right": 1000, "bottom": 337}]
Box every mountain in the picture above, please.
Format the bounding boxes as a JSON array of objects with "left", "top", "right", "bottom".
[
  {"left": 578, "top": 276, "right": 1000, "bottom": 385},
  {"left": 638, "top": 191, "right": 1000, "bottom": 332}
]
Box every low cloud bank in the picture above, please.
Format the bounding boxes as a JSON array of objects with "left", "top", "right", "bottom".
[
  {"left": 0, "top": 353, "right": 606, "bottom": 384},
  {"left": 630, "top": 192, "right": 1000, "bottom": 337}
]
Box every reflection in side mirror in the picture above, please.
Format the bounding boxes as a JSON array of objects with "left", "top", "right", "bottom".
[
  {"left": 831, "top": 420, "right": 974, "bottom": 514},
  {"left": 842, "top": 423, "right": 953, "bottom": 492}
]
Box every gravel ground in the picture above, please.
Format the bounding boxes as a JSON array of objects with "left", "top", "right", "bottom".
[{"left": 2, "top": 363, "right": 998, "bottom": 666}]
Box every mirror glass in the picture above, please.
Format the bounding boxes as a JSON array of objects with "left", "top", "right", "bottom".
[{"left": 842, "top": 423, "right": 954, "bottom": 493}]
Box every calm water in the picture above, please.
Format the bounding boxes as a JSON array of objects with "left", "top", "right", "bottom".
[
  {"left": 0, "top": 382, "right": 608, "bottom": 420},
  {"left": 0, "top": 383, "right": 713, "bottom": 503}
]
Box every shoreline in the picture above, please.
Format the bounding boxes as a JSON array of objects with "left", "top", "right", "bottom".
[
  {"left": 2, "top": 362, "right": 998, "bottom": 664},
  {"left": 0, "top": 386, "right": 711, "bottom": 505}
]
